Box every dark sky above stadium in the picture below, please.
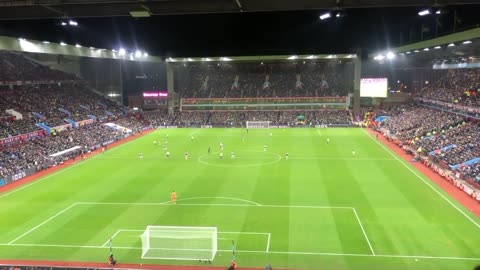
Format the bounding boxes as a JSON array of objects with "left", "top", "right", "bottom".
[{"left": 1, "top": 5, "right": 480, "bottom": 58}]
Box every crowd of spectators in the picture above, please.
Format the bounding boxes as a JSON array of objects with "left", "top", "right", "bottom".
[
  {"left": 382, "top": 105, "right": 464, "bottom": 141},
  {"left": 377, "top": 103, "right": 479, "bottom": 183},
  {"left": 417, "top": 68, "right": 480, "bottom": 108},
  {"left": 141, "top": 110, "right": 351, "bottom": 127},
  {"left": 173, "top": 112, "right": 209, "bottom": 126},
  {"left": 0, "top": 83, "right": 127, "bottom": 138},
  {"left": 142, "top": 110, "right": 177, "bottom": 127},
  {"left": 178, "top": 62, "right": 352, "bottom": 98},
  {"left": 0, "top": 122, "right": 130, "bottom": 179},
  {"left": 0, "top": 51, "right": 78, "bottom": 82}
]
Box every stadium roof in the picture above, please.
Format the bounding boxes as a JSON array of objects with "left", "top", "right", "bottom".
[
  {"left": 369, "top": 27, "right": 480, "bottom": 67},
  {"left": 166, "top": 54, "right": 358, "bottom": 63},
  {"left": 0, "top": 0, "right": 479, "bottom": 20},
  {"left": 0, "top": 35, "right": 163, "bottom": 62}
]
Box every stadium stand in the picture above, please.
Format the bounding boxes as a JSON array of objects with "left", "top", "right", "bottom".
[
  {"left": 417, "top": 68, "right": 479, "bottom": 107},
  {"left": 0, "top": 51, "right": 146, "bottom": 180},
  {"left": 177, "top": 62, "right": 351, "bottom": 98}
]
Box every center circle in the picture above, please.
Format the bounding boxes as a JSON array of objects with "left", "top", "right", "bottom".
[{"left": 197, "top": 151, "right": 281, "bottom": 167}]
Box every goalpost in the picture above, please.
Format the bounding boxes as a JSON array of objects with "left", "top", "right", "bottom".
[
  {"left": 140, "top": 226, "right": 217, "bottom": 261},
  {"left": 246, "top": 121, "right": 270, "bottom": 129}
]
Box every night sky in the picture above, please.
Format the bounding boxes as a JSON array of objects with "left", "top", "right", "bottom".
[{"left": 1, "top": 5, "right": 480, "bottom": 57}]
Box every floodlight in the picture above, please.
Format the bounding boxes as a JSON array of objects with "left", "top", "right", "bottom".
[
  {"left": 119, "top": 48, "right": 126, "bottom": 55},
  {"left": 89, "top": 47, "right": 95, "bottom": 50},
  {"left": 463, "top": 40, "right": 472, "bottom": 44},
  {"left": 448, "top": 43, "right": 455, "bottom": 47},
  {"left": 42, "top": 41, "right": 50, "bottom": 44},
  {"left": 60, "top": 42, "right": 67, "bottom": 46},
  {"left": 434, "top": 46, "right": 441, "bottom": 49},
  {"left": 75, "top": 44, "right": 81, "bottom": 48},
  {"left": 423, "top": 48, "right": 429, "bottom": 51},
  {"left": 287, "top": 55, "right": 298, "bottom": 60},
  {"left": 418, "top": 9, "right": 430, "bottom": 16},
  {"left": 414, "top": 50, "right": 420, "bottom": 53},
  {"left": 435, "top": 10, "right": 441, "bottom": 14},
  {"left": 386, "top": 52, "right": 395, "bottom": 59},
  {"left": 18, "top": 38, "right": 25, "bottom": 41},
  {"left": 69, "top": 20, "right": 78, "bottom": 26},
  {"left": 112, "top": 49, "right": 117, "bottom": 52},
  {"left": 135, "top": 50, "right": 142, "bottom": 58},
  {"left": 319, "top": 12, "right": 331, "bottom": 20},
  {"left": 336, "top": 13, "right": 340, "bottom": 18},
  {"left": 143, "top": 52, "right": 148, "bottom": 57},
  {"left": 374, "top": 54, "right": 385, "bottom": 61},
  {"left": 406, "top": 51, "right": 411, "bottom": 54},
  {"left": 61, "top": 22, "right": 67, "bottom": 26}
]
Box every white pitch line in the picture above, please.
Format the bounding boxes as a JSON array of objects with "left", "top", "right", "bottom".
[
  {"left": 96, "top": 156, "right": 395, "bottom": 161},
  {"left": 266, "top": 233, "right": 271, "bottom": 252},
  {"left": 102, "top": 229, "right": 121, "bottom": 247},
  {"left": 77, "top": 201, "right": 353, "bottom": 209},
  {"left": 8, "top": 203, "right": 78, "bottom": 244},
  {"left": 107, "top": 229, "right": 267, "bottom": 235},
  {"left": 362, "top": 129, "right": 480, "bottom": 230},
  {"left": 317, "top": 129, "right": 322, "bottom": 136},
  {"left": 352, "top": 208, "right": 375, "bottom": 256},
  {"left": 173, "top": 196, "right": 262, "bottom": 206},
  {"left": 2, "top": 243, "right": 480, "bottom": 261}
]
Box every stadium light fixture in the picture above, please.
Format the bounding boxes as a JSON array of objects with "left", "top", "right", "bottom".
[
  {"left": 61, "top": 22, "right": 67, "bottom": 26},
  {"left": 414, "top": 50, "right": 420, "bottom": 53},
  {"left": 319, "top": 12, "right": 331, "bottom": 20},
  {"left": 89, "top": 47, "right": 95, "bottom": 50},
  {"left": 423, "top": 48, "right": 429, "bottom": 51},
  {"left": 112, "top": 49, "right": 117, "bottom": 52},
  {"left": 42, "top": 41, "right": 50, "bottom": 44},
  {"left": 418, "top": 9, "right": 430, "bottom": 16},
  {"left": 18, "top": 38, "right": 25, "bottom": 41},
  {"left": 143, "top": 52, "right": 148, "bottom": 57},
  {"left": 406, "top": 51, "right": 411, "bottom": 54},
  {"left": 119, "top": 48, "right": 126, "bottom": 56},
  {"left": 60, "top": 42, "right": 67, "bottom": 46},
  {"left": 435, "top": 10, "right": 441, "bottom": 14},
  {"left": 434, "top": 46, "right": 441, "bottom": 49},
  {"left": 221, "top": 57, "right": 232, "bottom": 61},
  {"left": 463, "top": 40, "right": 472, "bottom": 44},
  {"left": 75, "top": 44, "right": 81, "bottom": 48},
  {"left": 374, "top": 54, "right": 385, "bottom": 61},
  {"left": 386, "top": 52, "right": 395, "bottom": 59},
  {"left": 135, "top": 50, "right": 142, "bottom": 58},
  {"left": 287, "top": 55, "right": 298, "bottom": 60},
  {"left": 69, "top": 20, "right": 78, "bottom": 26},
  {"left": 448, "top": 43, "right": 455, "bottom": 47}
]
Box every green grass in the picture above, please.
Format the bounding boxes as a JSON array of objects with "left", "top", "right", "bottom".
[{"left": 0, "top": 128, "right": 479, "bottom": 270}]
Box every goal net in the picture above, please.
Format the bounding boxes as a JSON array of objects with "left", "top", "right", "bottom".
[
  {"left": 246, "top": 121, "right": 270, "bottom": 129},
  {"left": 140, "top": 226, "right": 217, "bottom": 261}
]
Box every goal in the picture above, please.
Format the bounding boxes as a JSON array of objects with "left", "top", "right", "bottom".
[
  {"left": 140, "top": 226, "right": 217, "bottom": 261},
  {"left": 246, "top": 121, "right": 270, "bottom": 129}
]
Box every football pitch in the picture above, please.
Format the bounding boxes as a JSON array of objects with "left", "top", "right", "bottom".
[{"left": 0, "top": 128, "right": 479, "bottom": 270}]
